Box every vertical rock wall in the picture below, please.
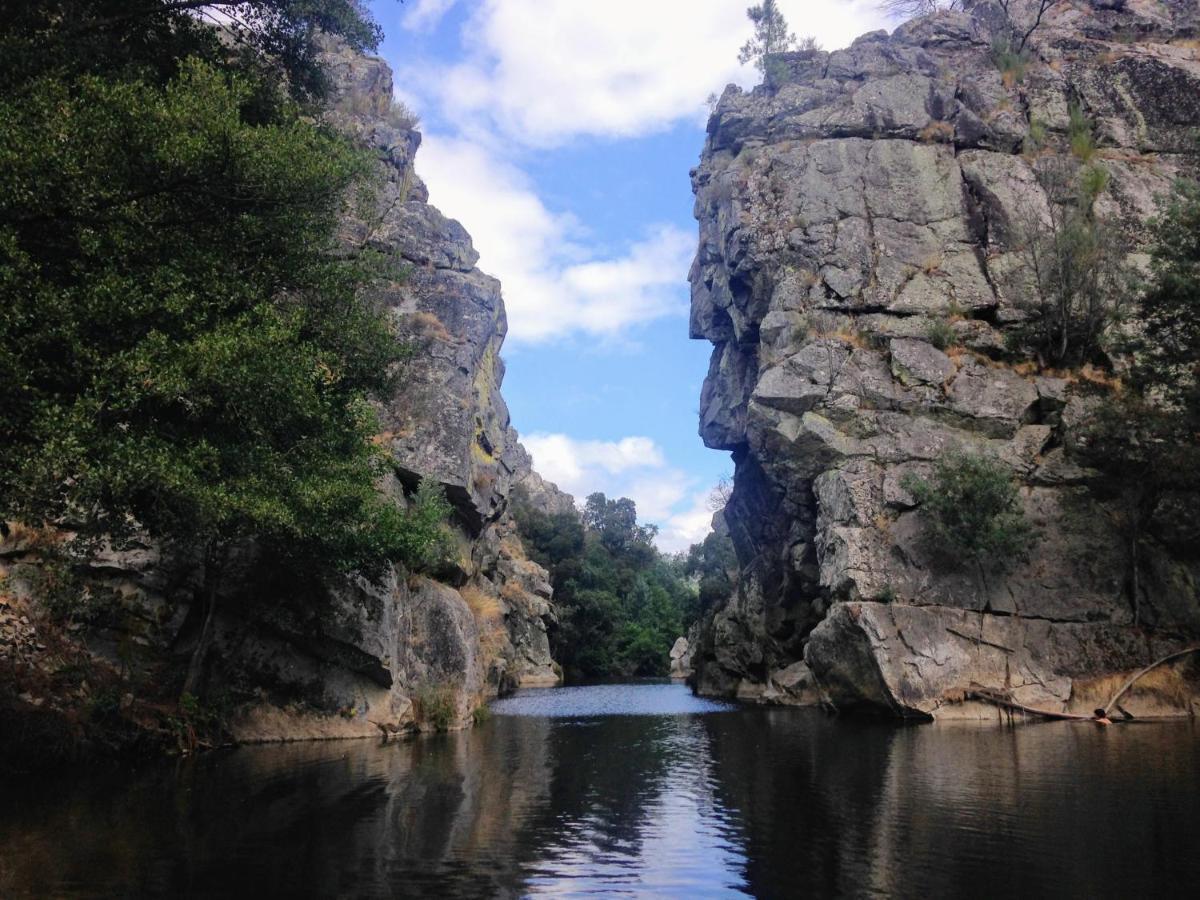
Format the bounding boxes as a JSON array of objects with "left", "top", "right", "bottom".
[
  {"left": 689, "top": 0, "right": 1200, "bottom": 717},
  {"left": 0, "top": 42, "right": 565, "bottom": 745}
]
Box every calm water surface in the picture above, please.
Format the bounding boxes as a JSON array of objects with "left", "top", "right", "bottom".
[{"left": 2, "top": 682, "right": 1199, "bottom": 898}]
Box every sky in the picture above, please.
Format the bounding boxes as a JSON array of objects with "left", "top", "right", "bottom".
[{"left": 367, "top": 0, "right": 892, "bottom": 551}]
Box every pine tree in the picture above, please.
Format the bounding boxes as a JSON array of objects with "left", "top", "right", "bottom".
[{"left": 738, "top": 1, "right": 810, "bottom": 76}]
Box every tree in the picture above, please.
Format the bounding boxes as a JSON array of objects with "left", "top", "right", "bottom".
[
  {"left": 514, "top": 492, "right": 699, "bottom": 680},
  {"left": 902, "top": 452, "right": 1034, "bottom": 570},
  {"left": 685, "top": 530, "right": 738, "bottom": 615},
  {"left": 0, "top": 0, "right": 444, "bottom": 697},
  {"left": 1133, "top": 176, "right": 1200, "bottom": 417},
  {"left": 997, "top": 0, "right": 1064, "bottom": 54},
  {"left": 738, "top": 0, "right": 818, "bottom": 84},
  {"left": 1074, "top": 176, "right": 1200, "bottom": 625},
  {"left": 1007, "top": 116, "right": 1131, "bottom": 368},
  {"left": 873, "top": 2, "right": 1065, "bottom": 55},
  {"left": 0, "top": 1, "right": 385, "bottom": 101},
  {"left": 876, "top": 0, "right": 962, "bottom": 18}
]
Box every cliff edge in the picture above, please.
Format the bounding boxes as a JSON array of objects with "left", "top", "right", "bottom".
[{"left": 689, "top": 0, "right": 1200, "bottom": 717}]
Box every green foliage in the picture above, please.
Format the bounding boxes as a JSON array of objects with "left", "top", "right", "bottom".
[
  {"left": 925, "top": 318, "right": 958, "bottom": 351},
  {"left": 1068, "top": 103, "right": 1098, "bottom": 162},
  {"left": 0, "top": 0, "right": 443, "bottom": 698},
  {"left": 415, "top": 681, "right": 457, "bottom": 732},
  {"left": 0, "top": 1, "right": 383, "bottom": 103},
  {"left": 1074, "top": 175, "right": 1200, "bottom": 622},
  {"left": 902, "top": 452, "right": 1034, "bottom": 569},
  {"left": 990, "top": 39, "right": 1030, "bottom": 84},
  {"left": 0, "top": 55, "right": 410, "bottom": 581},
  {"left": 1023, "top": 117, "right": 1048, "bottom": 154},
  {"left": 471, "top": 704, "right": 491, "bottom": 726},
  {"left": 513, "top": 492, "right": 700, "bottom": 681},
  {"left": 1133, "top": 176, "right": 1200, "bottom": 414},
  {"left": 685, "top": 530, "right": 738, "bottom": 615},
  {"left": 395, "top": 479, "right": 455, "bottom": 574},
  {"left": 1009, "top": 154, "right": 1130, "bottom": 368},
  {"left": 737, "top": 0, "right": 817, "bottom": 85}
]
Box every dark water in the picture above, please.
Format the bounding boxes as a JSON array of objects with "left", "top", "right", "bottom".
[{"left": 3, "top": 683, "right": 1200, "bottom": 898}]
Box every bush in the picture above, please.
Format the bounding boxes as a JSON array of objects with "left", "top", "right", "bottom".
[
  {"left": 902, "top": 452, "right": 1034, "bottom": 569},
  {"left": 414, "top": 681, "right": 457, "bottom": 731},
  {"left": 385, "top": 100, "right": 419, "bottom": 131},
  {"left": 925, "top": 318, "right": 958, "bottom": 350},
  {"left": 1068, "top": 103, "right": 1097, "bottom": 162},
  {"left": 991, "top": 39, "right": 1030, "bottom": 86},
  {"left": 396, "top": 479, "right": 455, "bottom": 573}
]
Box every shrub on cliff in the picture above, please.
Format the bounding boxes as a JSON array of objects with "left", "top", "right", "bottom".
[{"left": 902, "top": 452, "right": 1034, "bottom": 570}]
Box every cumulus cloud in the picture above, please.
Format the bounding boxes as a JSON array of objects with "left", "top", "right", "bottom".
[
  {"left": 400, "top": 0, "right": 459, "bottom": 32},
  {"left": 408, "top": 0, "right": 889, "bottom": 147},
  {"left": 415, "top": 135, "right": 692, "bottom": 343},
  {"left": 523, "top": 433, "right": 722, "bottom": 553}
]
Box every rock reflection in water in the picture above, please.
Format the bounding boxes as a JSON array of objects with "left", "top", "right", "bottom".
[{"left": 2, "top": 684, "right": 1199, "bottom": 898}]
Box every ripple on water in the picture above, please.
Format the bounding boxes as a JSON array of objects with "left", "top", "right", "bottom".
[{"left": 490, "top": 682, "right": 737, "bottom": 718}]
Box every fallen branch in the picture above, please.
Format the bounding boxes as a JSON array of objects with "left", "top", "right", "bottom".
[
  {"left": 967, "top": 687, "right": 1094, "bottom": 721},
  {"left": 1102, "top": 646, "right": 1200, "bottom": 717}
]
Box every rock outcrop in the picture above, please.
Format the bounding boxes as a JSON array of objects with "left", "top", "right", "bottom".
[
  {"left": 689, "top": 0, "right": 1200, "bottom": 717},
  {"left": 0, "top": 41, "right": 561, "bottom": 748}
]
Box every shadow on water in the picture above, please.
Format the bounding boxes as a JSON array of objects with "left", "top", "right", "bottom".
[{"left": 2, "top": 683, "right": 1199, "bottom": 898}]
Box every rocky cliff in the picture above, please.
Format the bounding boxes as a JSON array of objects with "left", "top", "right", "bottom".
[
  {"left": 0, "top": 42, "right": 563, "bottom": 750},
  {"left": 689, "top": 0, "right": 1200, "bottom": 718}
]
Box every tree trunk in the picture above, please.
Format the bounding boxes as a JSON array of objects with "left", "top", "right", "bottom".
[{"left": 181, "top": 544, "right": 224, "bottom": 699}]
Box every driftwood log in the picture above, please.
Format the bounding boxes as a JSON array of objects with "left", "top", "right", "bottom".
[{"left": 967, "top": 646, "right": 1200, "bottom": 722}]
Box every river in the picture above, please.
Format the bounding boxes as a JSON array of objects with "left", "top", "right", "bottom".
[{"left": 2, "top": 682, "right": 1199, "bottom": 898}]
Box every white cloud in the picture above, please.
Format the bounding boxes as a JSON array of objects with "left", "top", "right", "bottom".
[
  {"left": 415, "top": 134, "right": 692, "bottom": 343},
  {"left": 523, "top": 432, "right": 721, "bottom": 552},
  {"left": 409, "top": 0, "right": 890, "bottom": 147},
  {"left": 400, "top": 0, "right": 459, "bottom": 32}
]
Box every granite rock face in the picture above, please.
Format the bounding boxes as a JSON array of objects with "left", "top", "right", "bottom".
[
  {"left": 689, "top": 0, "right": 1200, "bottom": 717},
  {"left": 218, "top": 43, "right": 566, "bottom": 734},
  {"left": 0, "top": 42, "right": 562, "bottom": 744}
]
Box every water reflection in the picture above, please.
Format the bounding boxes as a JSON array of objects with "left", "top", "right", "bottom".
[{"left": 2, "top": 684, "right": 1198, "bottom": 898}]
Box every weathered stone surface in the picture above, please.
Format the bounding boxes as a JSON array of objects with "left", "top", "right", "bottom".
[
  {"left": 668, "top": 636, "right": 693, "bottom": 679},
  {"left": 689, "top": 1, "right": 1200, "bottom": 716},
  {"left": 806, "top": 602, "right": 1200, "bottom": 719}
]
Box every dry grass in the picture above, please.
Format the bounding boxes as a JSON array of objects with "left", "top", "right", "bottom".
[
  {"left": 918, "top": 121, "right": 955, "bottom": 144},
  {"left": 404, "top": 311, "right": 451, "bottom": 343},
  {"left": 498, "top": 535, "right": 526, "bottom": 561},
  {"left": 920, "top": 252, "right": 944, "bottom": 276},
  {"left": 472, "top": 470, "right": 497, "bottom": 494},
  {"left": 499, "top": 582, "right": 527, "bottom": 605},
  {"left": 461, "top": 584, "right": 503, "bottom": 624},
  {"left": 1072, "top": 665, "right": 1197, "bottom": 716},
  {"left": 1, "top": 523, "right": 65, "bottom": 553},
  {"left": 369, "top": 427, "right": 412, "bottom": 447},
  {"left": 461, "top": 584, "right": 508, "bottom": 664}
]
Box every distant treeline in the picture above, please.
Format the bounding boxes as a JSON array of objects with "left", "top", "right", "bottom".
[{"left": 512, "top": 491, "right": 735, "bottom": 680}]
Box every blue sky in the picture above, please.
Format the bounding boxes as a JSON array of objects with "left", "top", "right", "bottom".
[{"left": 367, "top": 1, "right": 889, "bottom": 550}]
